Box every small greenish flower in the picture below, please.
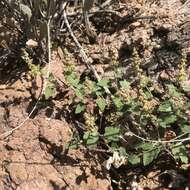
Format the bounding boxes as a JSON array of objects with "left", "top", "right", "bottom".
[
  {"left": 84, "top": 113, "right": 97, "bottom": 130},
  {"left": 178, "top": 49, "right": 187, "bottom": 81}
]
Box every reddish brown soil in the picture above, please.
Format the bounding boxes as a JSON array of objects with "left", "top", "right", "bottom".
[{"left": 0, "top": 71, "right": 112, "bottom": 190}]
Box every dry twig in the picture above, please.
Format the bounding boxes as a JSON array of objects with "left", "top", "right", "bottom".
[{"left": 63, "top": 4, "right": 111, "bottom": 94}]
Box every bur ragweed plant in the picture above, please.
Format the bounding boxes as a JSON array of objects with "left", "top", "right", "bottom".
[{"left": 45, "top": 47, "right": 190, "bottom": 168}]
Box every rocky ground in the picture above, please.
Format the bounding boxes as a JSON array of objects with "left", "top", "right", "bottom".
[
  {"left": 0, "top": 74, "right": 111, "bottom": 190},
  {"left": 0, "top": 58, "right": 189, "bottom": 190},
  {"left": 0, "top": 0, "right": 190, "bottom": 189}
]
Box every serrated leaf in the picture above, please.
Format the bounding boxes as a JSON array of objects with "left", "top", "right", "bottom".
[
  {"left": 163, "top": 115, "right": 177, "bottom": 124},
  {"left": 171, "top": 145, "right": 181, "bottom": 155},
  {"left": 113, "top": 97, "right": 123, "bottom": 110},
  {"left": 171, "top": 144, "right": 189, "bottom": 163},
  {"left": 158, "top": 120, "right": 168, "bottom": 128},
  {"left": 158, "top": 101, "right": 172, "bottom": 113},
  {"left": 180, "top": 125, "right": 190, "bottom": 133},
  {"left": 96, "top": 97, "right": 106, "bottom": 112},
  {"left": 75, "top": 89, "right": 84, "bottom": 99},
  {"left": 68, "top": 139, "right": 79, "bottom": 149},
  {"left": 110, "top": 142, "right": 119, "bottom": 151},
  {"left": 119, "top": 80, "right": 130, "bottom": 90},
  {"left": 129, "top": 100, "right": 141, "bottom": 112},
  {"left": 85, "top": 80, "right": 97, "bottom": 92},
  {"left": 92, "top": 83, "right": 100, "bottom": 92},
  {"left": 166, "top": 84, "right": 182, "bottom": 97},
  {"left": 119, "top": 147, "right": 127, "bottom": 156},
  {"left": 96, "top": 91, "right": 103, "bottom": 96},
  {"left": 44, "top": 85, "right": 55, "bottom": 99},
  {"left": 143, "top": 148, "right": 160, "bottom": 166},
  {"left": 165, "top": 115, "right": 177, "bottom": 124},
  {"left": 104, "top": 127, "right": 120, "bottom": 142},
  {"left": 128, "top": 154, "right": 141, "bottom": 165},
  {"left": 68, "top": 143, "right": 78, "bottom": 149},
  {"left": 143, "top": 90, "right": 153, "bottom": 100},
  {"left": 158, "top": 114, "right": 177, "bottom": 128},
  {"left": 75, "top": 104, "right": 85, "bottom": 114},
  {"left": 83, "top": 131, "right": 90, "bottom": 140},
  {"left": 83, "top": 130, "right": 99, "bottom": 146},
  {"left": 137, "top": 143, "right": 154, "bottom": 150},
  {"left": 20, "top": 3, "right": 32, "bottom": 21},
  {"left": 66, "top": 73, "right": 79, "bottom": 87},
  {"left": 97, "top": 79, "right": 109, "bottom": 88},
  {"left": 180, "top": 155, "right": 189, "bottom": 164}
]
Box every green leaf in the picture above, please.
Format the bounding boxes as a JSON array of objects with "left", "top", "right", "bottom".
[
  {"left": 44, "top": 85, "right": 55, "bottom": 99},
  {"left": 110, "top": 142, "right": 119, "bottom": 151},
  {"left": 97, "top": 79, "right": 109, "bottom": 88},
  {"left": 113, "top": 97, "right": 123, "bottom": 110},
  {"left": 66, "top": 73, "right": 79, "bottom": 87},
  {"left": 104, "top": 127, "right": 120, "bottom": 142},
  {"left": 68, "top": 143, "right": 78, "bottom": 149},
  {"left": 137, "top": 143, "right": 154, "bottom": 151},
  {"left": 158, "top": 120, "right": 167, "bottom": 128},
  {"left": 68, "top": 138, "right": 79, "bottom": 149},
  {"left": 158, "top": 114, "right": 177, "bottom": 128},
  {"left": 180, "top": 155, "right": 189, "bottom": 164},
  {"left": 95, "top": 91, "right": 103, "bottom": 96},
  {"left": 128, "top": 154, "right": 141, "bottom": 165},
  {"left": 158, "top": 101, "right": 172, "bottom": 113},
  {"left": 163, "top": 115, "right": 177, "bottom": 124},
  {"left": 119, "top": 147, "right": 127, "bottom": 156},
  {"left": 96, "top": 97, "right": 106, "bottom": 112},
  {"left": 180, "top": 125, "right": 190, "bottom": 133},
  {"left": 166, "top": 84, "right": 182, "bottom": 97},
  {"left": 171, "top": 145, "right": 181, "bottom": 155},
  {"left": 75, "top": 104, "right": 85, "bottom": 114},
  {"left": 143, "top": 148, "right": 160, "bottom": 166},
  {"left": 119, "top": 80, "right": 130, "bottom": 90},
  {"left": 75, "top": 89, "right": 84, "bottom": 99},
  {"left": 86, "top": 80, "right": 98, "bottom": 92},
  {"left": 144, "top": 90, "right": 153, "bottom": 100},
  {"left": 139, "top": 89, "right": 153, "bottom": 100},
  {"left": 92, "top": 84, "right": 100, "bottom": 93},
  {"left": 20, "top": 3, "right": 32, "bottom": 21},
  {"left": 171, "top": 144, "right": 189, "bottom": 163},
  {"left": 83, "top": 130, "right": 99, "bottom": 146}
]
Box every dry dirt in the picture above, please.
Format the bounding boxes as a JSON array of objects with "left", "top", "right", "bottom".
[
  {"left": 1, "top": 0, "right": 190, "bottom": 189},
  {"left": 0, "top": 71, "right": 113, "bottom": 190}
]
